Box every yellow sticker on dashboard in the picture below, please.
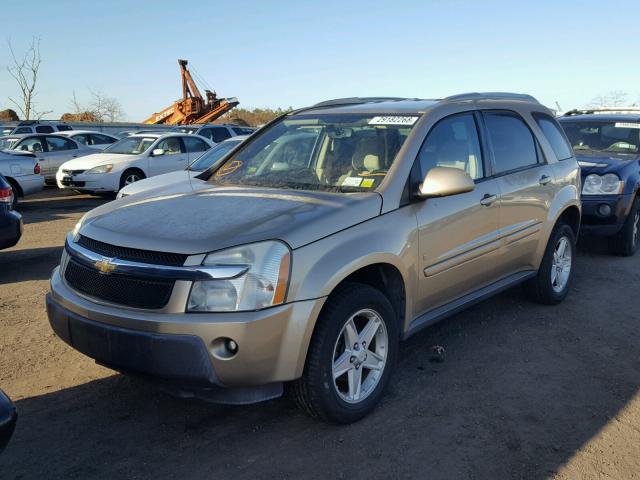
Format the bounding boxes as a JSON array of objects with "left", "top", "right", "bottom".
[
  {"left": 215, "top": 160, "right": 242, "bottom": 177},
  {"left": 361, "top": 178, "right": 375, "bottom": 188}
]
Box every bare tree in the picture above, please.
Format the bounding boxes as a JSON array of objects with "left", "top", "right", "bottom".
[
  {"left": 88, "top": 89, "right": 124, "bottom": 122},
  {"left": 6, "top": 37, "right": 51, "bottom": 120},
  {"left": 589, "top": 90, "right": 630, "bottom": 108}
]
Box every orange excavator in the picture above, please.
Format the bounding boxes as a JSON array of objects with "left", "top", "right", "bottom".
[{"left": 144, "top": 59, "right": 238, "bottom": 125}]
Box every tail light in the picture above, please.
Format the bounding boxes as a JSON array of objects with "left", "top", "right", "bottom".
[
  {"left": 34, "top": 163, "right": 41, "bottom": 174},
  {"left": 0, "top": 187, "right": 13, "bottom": 205}
]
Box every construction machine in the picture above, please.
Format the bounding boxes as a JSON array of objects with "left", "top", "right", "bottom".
[{"left": 144, "top": 59, "right": 238, "bottom": 125}]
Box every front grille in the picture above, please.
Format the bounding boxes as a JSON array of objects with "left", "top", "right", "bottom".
[
  {"left": 64, "top": 258, "right": 175, "bottom": 309},
  {"left": 62, "top": 169, "right": 86, "bottom": 175},
  {"left": 77, "top": 235, "right": 188, "bottom": 266}
]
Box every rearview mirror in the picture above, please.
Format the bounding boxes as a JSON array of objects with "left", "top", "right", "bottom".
[
  {"left": 151, "top": 148, "right": 165, "bottom": 156},
  {"left": 418, "top": 167, "right": 475, "bottom": 198}
]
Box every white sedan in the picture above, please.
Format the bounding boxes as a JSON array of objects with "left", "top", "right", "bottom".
[
  {"left": 56, "top": 133, "right": 212, "bottom": 194},
  {"left": 116, "top": 135, "right": 247, "bottom": 198}
]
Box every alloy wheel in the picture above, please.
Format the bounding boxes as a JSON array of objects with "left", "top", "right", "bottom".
[{"left": 551, "top": 236, "right": 572, "bottom": 293}]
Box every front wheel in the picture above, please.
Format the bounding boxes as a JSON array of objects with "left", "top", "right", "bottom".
[
  {"left": 293, "top": 283, "right": 398, "bottom": 424},
  {"left": 524, "top": 222, "right": 576, "bottom": 305},
  {"left": 608, "top": 198, "right": 639, "bottom": 257},
  {"left": 119, "top": 169, "right": 145, "bottom": 190}
]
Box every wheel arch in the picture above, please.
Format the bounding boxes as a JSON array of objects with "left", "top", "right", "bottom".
[{"left": 4, "top": 176, "right": 23, "bottom": 197}]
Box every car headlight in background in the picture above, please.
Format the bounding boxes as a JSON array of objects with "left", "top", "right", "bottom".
[
  {"left": 582, "top": 173, "right": 624, "bottom": 195},
  {"left": 86, "top": 164, "right": 113, "bottom": 174},
  {"left": 187, "top": 241, "right": 291, "bottom": 312}
]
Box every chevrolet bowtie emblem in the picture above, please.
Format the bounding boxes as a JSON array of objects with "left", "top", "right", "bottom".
[{"left": 95, "top": 258, "right": 117, "bottom": 274}]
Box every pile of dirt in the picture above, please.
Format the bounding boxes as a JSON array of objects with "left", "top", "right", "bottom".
[
  {"left": 0, "top": 109, "right": 19, "bottom": 121},
  {"left": 60, "top": 112, "right": 99, "bottom": 122}
]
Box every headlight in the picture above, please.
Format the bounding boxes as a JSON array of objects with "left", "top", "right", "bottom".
[
  {"left": 187, "top": 241, "right": 291, "bottom": 312},
  {"left": 582, "top": 173, "right": 624, "bottom": 195},
  {"left": 71, "top": 213, "right": 87, "bottom": 241},
  {"left": 86, "top": 164, "right": 113, "bottom": 174}
]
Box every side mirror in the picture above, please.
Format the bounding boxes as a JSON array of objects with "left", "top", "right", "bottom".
[
  {"left": 418, "top": 166, "right": 475, "bottom": 198},
  {"left": 151, "top": 148, "right": 165, "bottom": 157}
]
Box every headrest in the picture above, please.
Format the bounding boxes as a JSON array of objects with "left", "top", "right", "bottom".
[{"left": 352, "top": 137, "right": 385, "bottom": 171}]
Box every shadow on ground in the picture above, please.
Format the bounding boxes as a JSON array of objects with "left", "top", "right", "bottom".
[
  {"left": 0, "top": 246, "right": 63, "bottom": 285},
  {"left": 17, "top": 189, "right": 109, "bottom": 226},
  {"left": 1, "top": 246, "right": 639, "bottom": 480}
]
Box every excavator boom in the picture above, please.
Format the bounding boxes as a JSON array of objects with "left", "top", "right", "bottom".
[{"left": 144, "top": 59, "right": 238, "bottom": 125}]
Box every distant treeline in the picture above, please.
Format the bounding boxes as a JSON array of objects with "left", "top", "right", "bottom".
[{"left": 220, "top": 107, "right": 293, "bottom": 127}]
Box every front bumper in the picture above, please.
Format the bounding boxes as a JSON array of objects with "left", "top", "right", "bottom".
[
  {"left": 56, "top": 171, "right": 117, "bottom": 192},
  {"left": 580, "top": 193, "right": 634, "bottom": 236},
  {"left": 47, "top": 267, "right": 325, "bottom": 402}
]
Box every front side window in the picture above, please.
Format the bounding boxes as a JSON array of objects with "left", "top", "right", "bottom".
[
  {"left": 483, "top": 112, "right": 538, "bottom": 174},
  {"left": 189, "top": 140, "right": 241, "bottom": 171},
  {"left": 46, "top": 136, "right": 77, "bottom": 151},
  {"left": 90, "top": 134, "right": 116, "bottom": 145},
  {"left": 416, "top": 113, "right": 484, "bottom": 180},
  {"left": 208, "top": 113, "right": 418, "bottom": 192},
  {"left": 16, "top": 137, "right": 45, "bottom": 153},
  {"left": 559, "top": 119, "right": 640, "bottom": 155},
  {"left": 183, "top": 136, "right": 209, "bottom": 153},
  {"left": 13, "top": 127, "right": 31, "bottom": 134},
  {"left": 156, "top": 137, "right": 183, "bottom": 154},
  {"left": 104, "top": 136, "right": 156, "bottom": 154},
  {"left": 534, "top": 114, "right": 573, "bottom": 160}
]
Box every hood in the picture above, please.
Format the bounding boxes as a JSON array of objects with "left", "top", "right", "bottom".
[
  {"left": 60, "top": 152, "right": 139, "bottom": 170},
  {"left": 80, "top": 186, "right": 383, "bottom": 254},
  {"left": 118, "top": 170, "right": 198, "bottom": 197},
  {"left": 576, "top": 150, "right": 640, "bottom": 176}
]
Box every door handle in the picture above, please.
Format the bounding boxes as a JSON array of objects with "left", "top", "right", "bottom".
[
  {"left": 539, "top": 175, "right": 552, "bottom": 185},
  {"left": 480, "top": 194, "right": 498, "bottom": 206}
]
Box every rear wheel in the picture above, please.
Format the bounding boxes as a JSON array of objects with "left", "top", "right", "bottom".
[
  {"left": 524, "top": 222, "right": 576, "bottom": 305},
  {"left": 119, "top": 169, "right": 145, "bottom": 191},
  {"left": 293, "top": 283, "right": 398, "bottom": 424},
  {"left": 608, "top": 198, "right": 639, "bottom": 257}
]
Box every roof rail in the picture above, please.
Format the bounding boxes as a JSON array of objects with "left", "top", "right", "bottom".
[
  {"left": 444, "top": 92, "right": 540, "bottom": 104},
  {"left": 311, "top": 97, "right": 410, "bottom": 108},
  {"left": 563, "top": 107, "right": 640, "bottom": 116}
]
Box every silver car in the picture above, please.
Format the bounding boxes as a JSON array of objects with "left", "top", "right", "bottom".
[
  {"left": 0, "top": 134, "right": 94, "bottom": 183},
  {"left": 47, "top": 93, "right": 581, "bottom": 423},
  {"left": 0, "top": 150, "right": 44, "bottom": 206}
]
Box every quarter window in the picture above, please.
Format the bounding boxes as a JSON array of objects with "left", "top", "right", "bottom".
[
  {"left": 417, "top": 113, "right": 484, "bottom": 180},
  {"left": 533, "top": 113, "right": 573, "bottom": 161},
  {"left": 483, "top": 112, "right": 538, "bottom": 174},
  {"left": 35, "top": 125, "right": 54, "bottom": 133}
]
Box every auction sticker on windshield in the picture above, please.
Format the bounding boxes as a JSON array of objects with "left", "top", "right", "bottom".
[
  {"left": 368, "top": 116, "right": 419, "bottom": 126},
  {"left": 342, "top": 176, "right": 363, "bottom": 187},
  {"left": 615, "top": 122, "right": 640, "bottom": 129}
]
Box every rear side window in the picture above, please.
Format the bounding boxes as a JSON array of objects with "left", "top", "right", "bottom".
[
  {"left": 533, "top": 114, "right": 573, "bottom": 161},
  {"left": 35, "top": 125, "right": 54, "bottom": 133},
  {"left": 208, "top": 127, "right": 232, "bottom": 143},
  {"left": 417, "top": 112, "right": 484, "bottom": 180},
  {"left": 183, "top": 136, "right": 209, "bottom": 153},
  {"left": 483, "top": 112, "right": 538, "bottom": 174},
  {"left": 73, "top": 134, "right": 89, "bottom": 145},
  {"left": 90, "top": 134, "right": 116, "bottom": 145},
  {"left": 56, "top": 125, "right": 72, "bottom": 131},
  {"left": 46, "top": 136, "right": 77, "bottom": 151}
]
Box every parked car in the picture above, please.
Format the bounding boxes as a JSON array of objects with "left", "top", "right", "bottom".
[
  {"left": 0, "top": 174, "right": 22, "bottom": 250},
  {"left": 116, "top": 135, "right": 247, "bottom": 198},
  {"left": 558, "top": 110, "right": 640, "bottom": 255},
  {"left": 47, "top": 93, "right": 580, "bottom": 423},
  {"left": 172, "top": 123, "right": 255, "bottom": 143},
  {"left": 8, "top": 120, "right": 73, "bottom": 135},
  {"left": 0, "top": 150, "right": 44, "bottom": 207},
  {"left": 57, "top": 130, "right": 119, "bottom": 150},
  {"left": 0, "top": 133, "right": 94, "bottom": 183},
  {"left": 56, "top": 133, "right": 213, "bottom": 194},
  {"left": 117, "top": 129, "right": 171, "bottom": 138}
]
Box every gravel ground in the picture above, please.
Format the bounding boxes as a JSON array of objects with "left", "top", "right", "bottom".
[{"left": 0, "top": 188, "right": 639, "bottom": 479}]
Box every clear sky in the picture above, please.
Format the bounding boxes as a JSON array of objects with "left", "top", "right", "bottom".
[{"left": 1, "top": 0, "right": 639, "bottom": 121}]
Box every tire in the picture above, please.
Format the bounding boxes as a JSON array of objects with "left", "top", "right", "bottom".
[
  {"left": 119, "top": 169, "right": 145, "bottom": 190},
  {"left": 524, "top": 222, "right": 576, "bottom": 305},
  {"left": 292, "top": 282, "right": 399, "bottom": 424},
  {"left": 608, "top": 198, "right": 639, "bottom": 257}
]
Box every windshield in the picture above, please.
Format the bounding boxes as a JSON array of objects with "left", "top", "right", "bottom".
[
  {"left": 0, "top": 137, "right": 19, "bottom": 150},
  {"left": 208, "top": 114, "right": 418, "bottom": 192},
  {"left": 104, "top": 136, "right": 156, "bottom": 154},
  {"left": 561, "top": 120, "right": 640, "bottom": 154},
  {"left": 189, "top": 139, "right": 241, "bottom": 171}
]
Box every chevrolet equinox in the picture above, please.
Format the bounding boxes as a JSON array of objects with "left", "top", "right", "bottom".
[{"left": 47, "top": 93, "right": 581, "bottom": 423}]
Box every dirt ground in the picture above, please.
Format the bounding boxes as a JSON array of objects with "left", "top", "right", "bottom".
[{"left": 0, "top": 188, "right": 639, "bottom": 479}]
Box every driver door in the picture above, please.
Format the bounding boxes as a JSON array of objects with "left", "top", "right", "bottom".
[
  {"left": 413, "top": 112, "right": 502, "bottom": 316},
  {"left": 148, "top": 136, "right": 189, "bottom": 176}
]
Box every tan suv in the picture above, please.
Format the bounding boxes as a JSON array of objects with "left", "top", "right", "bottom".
[{"left": 46, "top": 93, "right": 581, "bottom": 423}]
